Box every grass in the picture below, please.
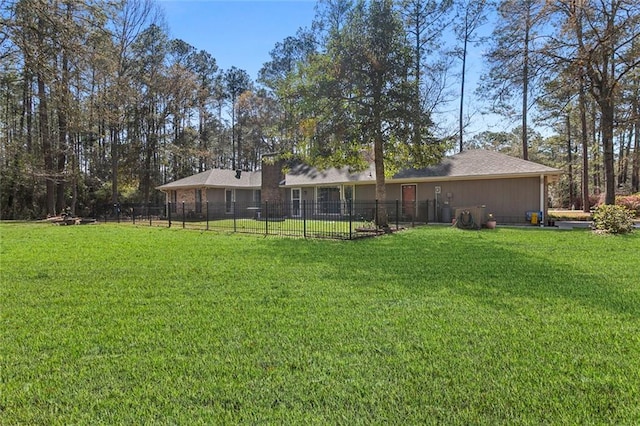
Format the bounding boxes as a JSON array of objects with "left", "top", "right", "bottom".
[{"left": 1, "top": 223, "right": 639, "bottom": 424}]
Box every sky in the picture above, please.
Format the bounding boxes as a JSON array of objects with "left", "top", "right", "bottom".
[
  {"left": 158, "top": 0, "right": 510, "bottom": 139},
  {"left": 159, "top": 0, "right": 318, "bottom": 81}
]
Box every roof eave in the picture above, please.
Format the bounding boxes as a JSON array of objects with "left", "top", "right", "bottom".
[
  {"left": 281, "top": 171, "right": 563, "bottom": 187},
  {"left": 387, "top": 171, "right": 563, "bottom": 184}
]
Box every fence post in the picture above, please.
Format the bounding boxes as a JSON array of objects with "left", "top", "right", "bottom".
[
  {"left": 264, "top": 201, "right": 269, "bottom": 236},
  {"left": 349, "top": 199, "right": 353, "bottom": 240},
  {"left": 168, "top": 203, "right": 172, "bottom": 228},
  {"left": 132, "top": 206, "right": 135, "bottom": 225},
  {"left": 233, "top": 201, "right": 237, "bottom": 233},
  {"left": 303, "top": 200, "right": 307, "bottom": 238},
  {"left": 206, "top": 201, "right": 209, "bottom": 231},
  {"left": 148, "top": 203, "right": 152, "bottom": 226},
  {"left": 412, "top": 201, "right": 415, "bottom": 228},
  {"left": 182, "top": 202, "right": 185, "bottom": 228}
]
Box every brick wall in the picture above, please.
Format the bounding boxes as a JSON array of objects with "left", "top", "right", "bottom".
[{"left": 176, "top": 189, "right": 197, "bottom": 205}]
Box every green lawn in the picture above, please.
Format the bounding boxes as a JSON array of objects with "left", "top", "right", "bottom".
[{"left": 1, "top": 223, "right": 639, "bottom": 424}]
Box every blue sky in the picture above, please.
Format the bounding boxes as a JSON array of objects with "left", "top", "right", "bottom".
[
  {"left": 160, "top": 0, "right": 318, "bottom": 81},
  {"left": 158, "top": 0, "right": 512, "bottom": 139}
]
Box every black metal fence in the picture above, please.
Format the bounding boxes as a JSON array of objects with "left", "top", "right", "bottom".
[
  {"left": 96, "top": 200, "right": 541, "bottom": 238},
  {"left": 97, "top": 200, "right": 424, "bottom": 239}
]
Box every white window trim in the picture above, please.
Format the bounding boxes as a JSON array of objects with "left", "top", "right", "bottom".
[
  {"left": 225, "top": 189, "right": 235, "bottom": 214},
  {"left": 291, "top": 188, "right": 302, "bottom": 217}
]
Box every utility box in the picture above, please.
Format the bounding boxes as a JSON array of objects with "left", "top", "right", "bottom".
[{"left": 526, "top": 210, "right": 543, "bottom": 225}]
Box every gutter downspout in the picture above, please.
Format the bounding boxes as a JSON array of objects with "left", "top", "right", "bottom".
[{"left": 540, "top": 174, "right": 545, "bottom": 226}]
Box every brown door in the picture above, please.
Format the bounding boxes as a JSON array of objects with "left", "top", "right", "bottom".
[{"left": 402, "top": 185, "right": 416, "bottom": 220}]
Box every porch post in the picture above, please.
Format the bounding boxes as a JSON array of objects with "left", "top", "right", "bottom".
[{"left": 540, "top": 174, "right": 545, "bottom": 226}]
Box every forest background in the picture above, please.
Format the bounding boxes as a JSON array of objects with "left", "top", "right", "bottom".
[{"left": 0, "top": 0, "right": 638, "bottom": 219}]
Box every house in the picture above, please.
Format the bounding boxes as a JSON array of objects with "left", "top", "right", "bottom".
[
  {"left": 156, "top": 168, "right": 262, "bottom": 217},
  {"left": 156, "top": 150, "right": 562, "bottom": 224}
]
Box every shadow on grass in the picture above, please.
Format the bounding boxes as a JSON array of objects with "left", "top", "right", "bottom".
[{"left": 256, "top": 229, "right": 639, "bottom": 318}]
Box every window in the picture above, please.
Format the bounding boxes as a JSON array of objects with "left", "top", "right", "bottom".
[
  {"left": 342, "top": 185, "right": 355, "bottom": 215},
  {"left": 291, "top": 188, "right": 301, "bottom": 217},
  {"left": 343, "top": 185, "right": 354, "bottom": 202},
  {"left": 225, "top": 189, "right": 234, "bottom": 214},
  {"left": 317, "top": 187, "right": 341, "bottom": 214}
]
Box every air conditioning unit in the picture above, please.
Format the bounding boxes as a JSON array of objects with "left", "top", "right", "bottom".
[{"left": 454, "top": 206, "right": 487, "bottom": 229}]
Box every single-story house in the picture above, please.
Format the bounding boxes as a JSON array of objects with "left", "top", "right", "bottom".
[{"left": 156, "top": 149, "right": 562, "bottom": 224}]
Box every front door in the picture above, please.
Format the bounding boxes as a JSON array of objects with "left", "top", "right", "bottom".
[{"left": 402, "top": 184, "right": 417, "bottom": 220}]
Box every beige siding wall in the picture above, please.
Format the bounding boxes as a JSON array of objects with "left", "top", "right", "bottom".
[
  {"left": 171, "top": 176, "right": 545, "bottom": 222},
  {"left": 355, "top": 184, "right": 376, "bottom": 201},
  {"left": 282, "top": 177, "right": 543, "bottom": 223},
  {"left": 235, "top": 189, "right": 256, "bottom": 203},
  {"left": 206, "top": 188, "right": 225, "bottom": 203},
  {"left": 409, "top": 177, "right": 542, "bottom": 222}
]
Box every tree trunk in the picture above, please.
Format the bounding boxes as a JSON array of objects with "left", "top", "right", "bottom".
[
  {"left": 618, "top": 128, "right": 631, "bottom": 187},
  {"left": 57, "top": 53, "right": 69, "bottom": 213},
  {"left": 633, "top": 91, "right": 639, "bottom": 193},
  {"left": 521, "top": 10, "right": 531, "bottom": 161},
  {"left": 601, "top": 100, "right": 616, "bottom": 204},
  {"left": 38, "top": 73, "right": 55, "bottom": 216},
  {"left": 591, "top": 109, "right": 601, "bottom": 192},
  {"left": 372, "top": 79, "right": 387, "bottom": 228},
  {"left": 579, "top": 76, "right": 590, "bottom": 212},
  {"left": 566, "top": 114, "right": 574, "bottom": 208},
  {"left": 111, "top": 125, "right": 119, "bottom": 205},
  {"left": 374, "top": 131, "right": 387, "bottom": 228},
  {"left": 459, "top": 35, "right": 467, "bottom": 153}
]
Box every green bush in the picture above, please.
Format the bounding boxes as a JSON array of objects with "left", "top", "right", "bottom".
[
  {"left": 616, "top": 193, "right": 640, "bottom": 217},
  {"left": 592, "top": 204, "right": 635, "bottom": 234}
]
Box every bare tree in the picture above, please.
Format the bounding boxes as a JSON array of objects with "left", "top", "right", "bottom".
[
  {"left": 555, "top": 0, "right": 640, "bottom": 204},
  {"left": 453, "top": 0, "right": 490, "bottom": 152},
  {"left": 480, "top": 0, "right": 547, "bottom": 160}
]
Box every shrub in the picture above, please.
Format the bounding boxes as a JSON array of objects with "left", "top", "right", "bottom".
[
  {"left": 592, "top": 204, "right": 635, "bottom": 234},
  {"left": 616, "top": 193, "right": 640, "bottom": 217}
]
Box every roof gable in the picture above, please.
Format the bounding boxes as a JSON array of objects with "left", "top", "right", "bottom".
[{"left": 156, "top": 169, "right": 261, "bottom": 190}]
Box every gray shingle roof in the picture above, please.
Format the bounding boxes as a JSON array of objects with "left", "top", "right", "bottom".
[
  {"left": 283, "top": 149, "right": 561, "bottom": 186},
  {"left": 156, "top": 150, "right": 561, "bottom": 190},
  {"left": 156, "top": 169, "right": 261, "bottom": 190},
  {"left": 392, "top": 149, "right": 561, "bottom": 180},
  {"left": 284, "top": 162, "right": 377, "bottom": 186}
]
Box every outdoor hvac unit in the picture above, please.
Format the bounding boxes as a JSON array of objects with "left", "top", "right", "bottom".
[{"left": 454, "top": 206, "right": 487, "bottom": 227}]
